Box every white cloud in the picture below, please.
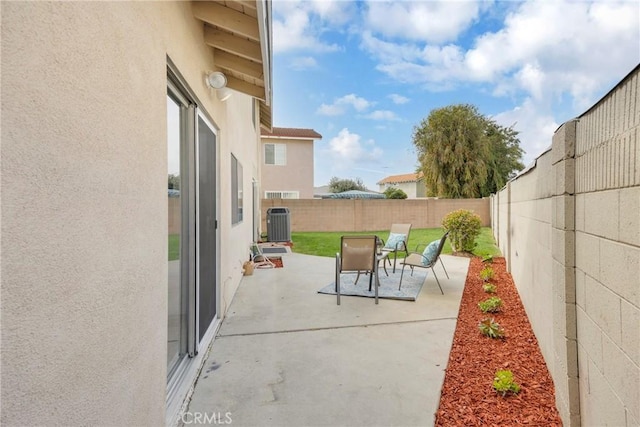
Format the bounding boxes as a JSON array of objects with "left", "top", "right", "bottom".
[
  {"left": 364, "top": 1, "right": 486, "bottom": 44},
  {"left": 307, "top": 0, "right": 355, "bottom": 26},
  {"left": 388, "top": 94, "right": 409, "bottom": 104},
  {"left": 290, "top": 56, "right": 318, "bottom": 70},
  {"left": 317, "top": 94, "right": 373, "bottom": 116},
  {"left": 493, "top": 98, "right": 559, "bottom": 166},
  {"left": 363, "top": 110, "right": 400, "bottom": 121},
  {"left": 316, "top": 104, "right": 344, "bottom": 116},
  {"left": 273, "top": 1, "right": 354, "bottom": 53},
  {"left": 360, "top": 1, "right": 640, "bottom": 106},
  {"left": 328, "top": 128, "right": 383, "bottom": 163}
]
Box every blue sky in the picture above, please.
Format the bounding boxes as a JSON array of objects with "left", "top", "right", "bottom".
[{"left": 270, "top": 0, "right": 640, "bottom": 190}]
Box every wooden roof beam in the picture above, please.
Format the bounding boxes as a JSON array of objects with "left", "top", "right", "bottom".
[
  {"left": 204, "top": 26, "right": 262, "bottom": 63},
  {"left": 236, "top": 1, "right": 257, "bottom": 11},
  {"left": 192, "top": 2, "right": 259, "bottom": 41},
  {"left": 215, "top": 50, "right": 263, "bottom": 80},
  {"left": 226, "top": 75, "right": 265, "bottom": 100}
]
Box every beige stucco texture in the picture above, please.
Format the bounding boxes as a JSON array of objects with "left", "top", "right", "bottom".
[
  {"left": 492, "top": 68, "right": 640, "bottom": 426},
  {"left": 260, "top": 137, "right": 315, "bottom": 199},
  {"left": 2, "top": 2, "right": 259, "bottom": 425}
]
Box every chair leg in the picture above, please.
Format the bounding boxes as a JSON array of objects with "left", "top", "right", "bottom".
[
  {"left": 368, "top": 270, "right": 374, "bottom": 292},
  {"left": 374, "top": 265, "right": 379, "bottom": 305},
  {"left": 398, "top": 265, "right": 406, "bottom": 290},
  {"left": 381, "top": 261, "right": 388, "bottom": 276},
  {"left": 335, "top": 256, "right": 341, "bottom": 305},
  {"left": 392, "top": 254, "right": 397, "bottom": 273},
  {"left": 354, "top": 271, "right": 361, "bottom": 285},
  {"left": 430, "top": 267, "right": 444, "bottom": 295},
  {"left": 439, "top": 257, "right": 449, "bottom": 279}
]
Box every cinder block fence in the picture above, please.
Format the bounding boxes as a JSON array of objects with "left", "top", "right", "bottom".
[
  {"left": 261, "top": 198, "right": 490, "bottom": 233},
  {"left": 491, "top": 65, "right": 639, "bottom": 426}
]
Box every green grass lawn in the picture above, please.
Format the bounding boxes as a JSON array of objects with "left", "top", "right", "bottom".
[
  {"left": 169, "top": 234, "right": 180, "bottom": 261},
  {"left": 290, "top": 227, "right": 501, "bottom": 259}
]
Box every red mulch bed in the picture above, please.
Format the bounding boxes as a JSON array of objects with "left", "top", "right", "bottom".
[{"left": 435, "top": 257, "right": 562, "bottom": 426}]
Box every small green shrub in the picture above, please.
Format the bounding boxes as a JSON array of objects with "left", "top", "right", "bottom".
[
  {"left": 442, "top": 209, "right": 482, "bottom": 252},
  {"left": 482, "top": 255, "right": 494, "bottom": 264},
  {"left": 480, "top": 266, "right": 494, "bottom": 281},
  {"left": 478, "top": 296, "right": 502, "bottom": 313},
  {"left": 482, "top": 283, "right": 497, "bottom": 293},
  {"left": 383, "top": 187, "right": 408, "bottom": 199},
  {"left": 478, "top": 317, "right": 504, "bottom": 338},
  {"left": 493, "top": 370, "right": 521, "bottom": 396}
]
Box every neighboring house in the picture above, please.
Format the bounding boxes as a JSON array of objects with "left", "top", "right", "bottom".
[
  {"left": 313, "top": 185, "right": 332, "bottom": 199},
  {"left": 2, "top": 2, "right": 272, "bottom": 426},
  {"left": 377, "top": 172, "right": 426, "bottom": 198},
  {"left": 328, "top": 190, "right": 385, "bottom": 199},
  {"left": 260, "top": 127, "right": 322, "bottom": 199}
]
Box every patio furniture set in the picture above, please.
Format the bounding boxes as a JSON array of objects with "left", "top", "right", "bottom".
[{"left": 334, "top": 224, "right": 450, "bottom": 305}]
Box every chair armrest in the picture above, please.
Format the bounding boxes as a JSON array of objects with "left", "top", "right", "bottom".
[{"left": 414, "top": 243, "right": 427, "bottom": 252}]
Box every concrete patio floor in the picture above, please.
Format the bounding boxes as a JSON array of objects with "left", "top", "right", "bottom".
[{"left": 185, "top": 252, "right": 470, "bottom": 427}]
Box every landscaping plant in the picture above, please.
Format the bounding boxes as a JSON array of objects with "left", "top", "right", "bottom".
[
  {"left": 480, "top": 266, "right": 494, "bottom": 281},
  {"left": 442, "top": 209, "right": 482, "bottom": 253},
  {"left": 478, "top": 296, "right": 503, "bottom": 313},
  {"left": 482, "top": 255, "right": 494, "bottom": 264},
  {"left": 482, "top": 283, "right": 497, "bottom": 293},
  {"left": 478, "top": 318, "right": 504, "bottom": 338},
  {"left": 493, "top": 370, "right": 521, "bottom": 396}
]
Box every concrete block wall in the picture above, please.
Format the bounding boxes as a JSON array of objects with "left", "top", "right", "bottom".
[
  {"left": 550, "top": 121, "right": 580, "bottom": 426},
  {"left": 261, "top": 198, "right": 490, "bottom": 233},
  {"left": 573, "top": 69, "right": 640, "bottom": 427},
  {"left": 491, "top": 149, "right": 557, "bottom": 390},
  {"left": 492, "top": 65, "right": 640, "bottom": 426}
]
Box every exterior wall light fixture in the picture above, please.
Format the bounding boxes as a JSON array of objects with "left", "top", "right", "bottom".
[
  {"left": 206, "top": 71, "right": 233, "bottom": 102},
  {"left": 206, "top": 71, "right": 227, "bottom": 89}
]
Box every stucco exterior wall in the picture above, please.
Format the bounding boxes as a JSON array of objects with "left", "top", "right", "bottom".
[
  {"left": 261, "top": 198, "right": 490, "bottom": 232},
  {"left": 1, "top": 2, "right": 259, "bottom": 425},
  {"left": 260, "top": 138, "right": 314, "bottom": 199},
  {"left": 491, "top": 66, "right": 640, "bottom": 426}
]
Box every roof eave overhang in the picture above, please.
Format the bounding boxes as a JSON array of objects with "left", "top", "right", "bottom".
[
  {"left": 192, "top": 0, "right": 272, "bottom": 130},
  {"left": 261, "top": 136, "right": 319, "bottom": 141}
]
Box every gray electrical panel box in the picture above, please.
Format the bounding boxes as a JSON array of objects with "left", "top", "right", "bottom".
[{"left": 266, "top": 207, "right": 291, "bottom": 242}]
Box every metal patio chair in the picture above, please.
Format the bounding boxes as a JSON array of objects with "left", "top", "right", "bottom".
[
  {"left": 398, "top": 231, "right": 449, "bottom": 294},
  {"left": 335, "top": 235, "right": 379, "bottom": 305},
  {"left": 379, "top": 223, "right": 412, "bottom": 273}
]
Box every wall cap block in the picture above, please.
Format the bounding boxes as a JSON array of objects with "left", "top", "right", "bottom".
[{"left": 552, "top": 119, "right": 577, "bottom": 165}]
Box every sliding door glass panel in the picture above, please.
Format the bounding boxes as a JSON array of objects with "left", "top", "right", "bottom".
[
  {"left": 197, "top": 115, "right": 217, "bottom": 341},
  {"left": 167, "top": 94, "right": 186, "bottom": 372}
]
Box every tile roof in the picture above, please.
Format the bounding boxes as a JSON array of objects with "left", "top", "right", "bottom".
[
  {"left": 261, "top": 127, "right": 322, "bottom": 139},
  {"left": 377, "top": 172, "right": 424, "bottom": 185}
]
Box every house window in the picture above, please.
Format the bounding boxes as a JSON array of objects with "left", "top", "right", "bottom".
[
  {"left": 265, "top": 191, "right": 299, "bottom": 199},
  {"left": 231, "top": 154, "right": 243, "bottom": 224},
  {"left": 264, "top": 143, "right": 286, "bottom": 165}
]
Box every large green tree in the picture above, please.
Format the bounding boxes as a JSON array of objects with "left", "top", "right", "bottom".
[
  {"left": 328, "top": 176, "right": 367, "bottom": 193},
  {"left": 412, "top": 104, "right": 524, "bottom": 198}
]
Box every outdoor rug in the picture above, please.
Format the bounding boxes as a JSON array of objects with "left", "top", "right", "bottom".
[{"left": 317, "top": 270, "right": 428, "bottom": 301}]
